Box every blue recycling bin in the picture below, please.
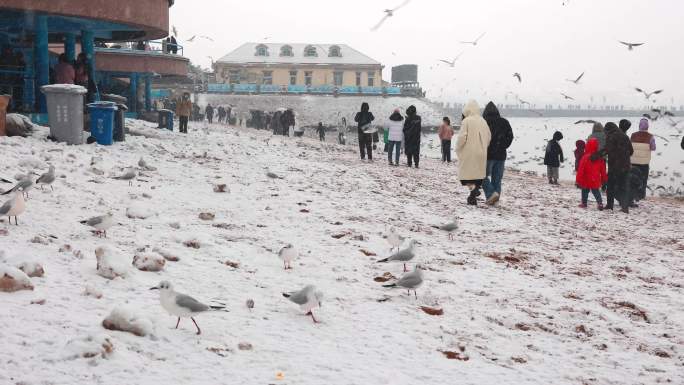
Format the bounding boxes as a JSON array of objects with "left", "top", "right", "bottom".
[
  {"left": 158, "top": 109, "right": 174, "bottom": 131},
  {"left": 87, "top": 102, "right": 117, "bottom": 145}
]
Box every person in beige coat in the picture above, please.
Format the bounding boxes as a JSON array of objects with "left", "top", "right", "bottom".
[{"left": 456, "top": 100, "right": 492, "bottom": 205}]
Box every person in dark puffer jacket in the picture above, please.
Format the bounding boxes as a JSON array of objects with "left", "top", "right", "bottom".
[
  {"left": 543, "top": 131, "right": 564, "bottom": 184},
  {"left": 603, "top": 121, "right": 633, "bottom": 213},
  {"left": 481, "top": 102, "right": 513, "bottom": 205}
]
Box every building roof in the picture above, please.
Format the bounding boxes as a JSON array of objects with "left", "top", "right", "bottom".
[{"left": 216, "top": 43, "right": 382, "bottom": 66}]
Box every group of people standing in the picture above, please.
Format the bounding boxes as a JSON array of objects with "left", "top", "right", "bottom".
[
  {"left": 353, "top": 100, "right": 514, "bottom": 206},
  {"left": 544, "top": 118, "right": 658, "bottom": 214},
  {"left": 203, "top": 104, "right": 234, "bottom": 125}
]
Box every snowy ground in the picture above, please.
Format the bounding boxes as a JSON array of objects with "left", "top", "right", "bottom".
[{"left": 1, "top": 119, "right": 682, "bottom": 385}]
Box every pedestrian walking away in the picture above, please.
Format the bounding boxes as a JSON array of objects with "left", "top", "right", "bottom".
[
  {"left": 481, "top": 102, "right": 514, "bottom": 205},
  {"left": 630, "top": 118, "right": 656, "bottom": 204},
  {"left": 456, "top": 100, "right": 491, "bottom": 205}
]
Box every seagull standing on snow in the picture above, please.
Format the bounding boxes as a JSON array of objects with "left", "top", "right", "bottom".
[
  {"left": 35, "top": 165, "right": 56, "bottom": 191},
  {"left": 282, "top": 285, "right": 324, "bottom": 323},
  {"left": 79, "top": 213, "right": 114, "bottom": 237},
  {"left": 383, "top": 266, "right": 424, "bottom": 298},
  {"left": 370, "top": 0, "right": 411, "bottom": 31},
  {"left": 1, "top": 175, "right": 33, "bottom": 199},
  {"left": 114, "top": 168, "right": 137, "bottom": 186},
  {"left": 0, "top": 188, "right": 26, "bottom": 225},
  {"left": 150, "top": 281, "right": 226, "bottom": 335},
  {"left": 437, "top": 218, "right": 458, "bottom": 240},
  {"left": 385, "top": 227, "right": 404, "bottom": 252},
  {"left": 377, "top": 239, "right": 417, "bottom": 272},
  {"left": 278, "top": 244, "right": 298, "bottom": 270}
]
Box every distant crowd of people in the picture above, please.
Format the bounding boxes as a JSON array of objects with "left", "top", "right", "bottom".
[{"left": 545, "top": 118, "right": 658, "bottom": 213}]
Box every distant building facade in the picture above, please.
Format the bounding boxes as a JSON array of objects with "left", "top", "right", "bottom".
[{"left": 214, "top": 43, "right": 383, "bottom": 88}]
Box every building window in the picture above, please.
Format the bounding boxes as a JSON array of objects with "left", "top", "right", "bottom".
[
  {"left": 304, "top": 71, "right": 313, "bottom": 86},
  {"left": 328, "top": 45, "right": 342, "bottom": 57},
  {"left": 304, "top": 45, "right": 318, "bottom": 57},
  {"left": 262, "top": 71, "right": 273, "bottom": 85},
  {"left": 255, "top": 44, "right": 269, "bottom": 57},
  {"left": 229, "top": 70, "right": 240, "bottom": 84},
  {"left": 355, "top": 72, "right": 362, "bottom": 86},
  {"left": 289, "top": 71, "right": 298, "bottom": 85},
  {"left": 280, "top": 45, "right": 293, "bottom": 57},
  {"left": 367, "top": 71, "right": 375, "bottom": 87},
  {"left": 333, "top": 71, "right": 343, "bottom": 86}
]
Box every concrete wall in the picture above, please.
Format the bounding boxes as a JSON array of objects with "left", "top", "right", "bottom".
[
  {"left": 96, "top": 50, "right": 189, "bottom": 76},
  {"left": 215, "top": 64, "right": 383, "bottom": 87}
]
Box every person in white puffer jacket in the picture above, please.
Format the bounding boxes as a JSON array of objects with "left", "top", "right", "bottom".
[{"left": 386, "top": 108, "right": 404, "bottom": 166}]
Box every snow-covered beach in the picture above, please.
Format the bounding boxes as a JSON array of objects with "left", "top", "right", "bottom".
[{"left": 1, "top": 120, "right": 682, "bottom": 385}]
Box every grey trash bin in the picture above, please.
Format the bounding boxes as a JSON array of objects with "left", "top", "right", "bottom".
[
  {"left": 41, "top": 84, "right": 87, "bottom": 145},
  {"left": 102, "top": 94, "right": 128, "bottom": 142}
]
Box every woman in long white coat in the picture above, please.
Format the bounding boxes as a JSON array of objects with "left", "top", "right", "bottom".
[{"left": 456, "top": 100, "right": 491, "bottom": 205}]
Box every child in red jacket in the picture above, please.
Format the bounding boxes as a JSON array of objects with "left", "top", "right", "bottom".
[{"left": 576, "top": 138, "right": 607, "bottom": 210}]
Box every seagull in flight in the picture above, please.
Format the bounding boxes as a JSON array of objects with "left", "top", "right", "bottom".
[
  {"left": 619, "top": 41, "right": 644, "bottom": 51},
  {"left": 560, "top": 93, "right": 575, "bottom": 100},
  {"left": 513, "top": 73, "right": 522, "bottom": 83},
  {"left": 460, "top": 32, "right": 486, "bottom": 46},
  {"left": 574, "top": 120, "right": 599, "bottom": 125},
  {"left": 438, "top": 52, "right": 464, "bottom": 67},
  {"left": 566, "top": 72, "right": 584, "bottom": 84},
  {"left": 187, "top": 35, "right": 214, "bottom": 42},
  {"left": 635, "top": 87, "right": 663, "bottom": 100},
  {"left": 371, "top": 0, "right": 412, "bottom": 31}
]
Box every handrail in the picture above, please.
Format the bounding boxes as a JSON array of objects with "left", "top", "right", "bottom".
[{"left": 95, "top": 40, "right": 184, "bottom": 57}]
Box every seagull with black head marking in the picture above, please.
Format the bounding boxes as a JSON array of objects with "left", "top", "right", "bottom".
[{"left": 150, "top": 281, "right": 226, "bottom": 335}]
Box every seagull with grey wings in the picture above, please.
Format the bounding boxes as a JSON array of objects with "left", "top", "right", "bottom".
[
  {"left": 433, "top": 217, "right": 458, "bottom": 240},
  {"left": 80, "top": 213, "right": 114, "bottom": 237},
  {"left": 566, "top": 72, "right": 584, "bottom": 84},
  {"left": 383, "top": 266, "right": 424, "bottom": 298},
  {"left": 371, "top": 0, "right": 412, "bottom": 31},
  {"left": 460, "top": 32, "right": 486, "bottom": 46},
  {"left": 1, "top": 174, "right": 33, "bottom": 199},
  {"left": 619, "top": 41, "right": 644, "bottom": 51},
  {"left": 439, "top": 52, "right": 464, "bottom": 68},
  {"left": 35, "top": 165, "right": 56, "bottom": 191},
  {"left": 0, "top": 188, "right": 26, "bottom": 225},
  {"left": 513, "top": 73, "right": 522, "bottom": 83},
  {"left": 283, "top": 285, "right": 324, "bottom": 323},
  {"left": 151, "top": 281, "right": 227, "bottom": 335},
  {"left": 635, "top": 87, "right": 663, "bottom": 100},
  {"left": 377, "top": 239, "right": 417, "bottom": 272}
]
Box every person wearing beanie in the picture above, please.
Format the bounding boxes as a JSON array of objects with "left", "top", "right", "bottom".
[
  {"left": 386, "top": 108, "right": 404, "bottom": 166},
  {"left": 403, "top": 105, "right": 422, "bottom": 168},
  {"left": 543, "top": 131, "right": 564, "bottom": 184},
  {"left": 576, "top": 138, "right": 607, "bottom": 210},
  {"left": 354, "top": 102, "right": 375, "bottom": 161},
  {"left": 588, "top": 122, "right": 606, "bottom": 151},
  {"left": 630, "top": 118, "right": 656, "bottom": 203},
  {"left": 604, "top": 122, "right": 634, "bottom": 213},
  {"left": 619, "top": 119, "right": 632, "bottom": 133}
]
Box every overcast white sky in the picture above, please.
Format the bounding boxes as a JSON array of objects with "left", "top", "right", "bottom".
[{"left": 170, "top": 0, "right": 684, "bottom": 108}]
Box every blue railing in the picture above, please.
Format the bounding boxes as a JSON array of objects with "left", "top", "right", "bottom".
[
  {"left": 260, "top": 84, "right": 282, "bottom": 93},
  {"left": 208, "top": 83, "right": 231, "bottom": 93},
  {"left": 234, "top": 84, "right": 257, "bottom": 93},
  {"left": 386, "top": 87, "right": 401, "bottom": 95},
  {"left": 204, "top": 83, "right": 405, "bottom": 97},
  {"left": 310, "top": 85, "right": 335, "bottom": 94},
  {"left": 361, "top": 87, "right": 383, "bottom": 95},
  {"left": 287, "top": 85, "right": 308, "bottom": 94}
]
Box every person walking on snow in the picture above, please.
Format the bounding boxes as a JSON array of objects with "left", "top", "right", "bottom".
[
  {"left": 482, "top": 102, "right": 514, "bottom": 205},
  {"left": 456, "top": 100, "right": 491, "bottom": 205},
  {"left": 175, "top": 93, "right": 192, "bottom": 134},
  {"left": 316, "top": 122, "right": 326, "bottom": 142},
  {"left": 205, "top": 104, "right": 214, "bottom": 124},
  {"left": 386, "top": 108, "right": 404, "bottom": 166},
  {"left": 543, "top": 131, "right": 564, "bottom": 185},
  {"left": 576, "top": 138, "right": 607, "bottom": 210},
  {"left": 438, "top": 117, "right": 454, "bottom": 163},
  {"left": 354, "top": 102, "right": 375, "bottom": 161},
  {"left": 403, "top": 105, "right": 422, "bottom": 168}
]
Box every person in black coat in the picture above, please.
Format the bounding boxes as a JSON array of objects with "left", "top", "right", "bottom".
[
  {"left": 403, "top": 105, "right": 422, "bottom": 168},
  {"left": 604, "top": 121, "right": 634, "bottom": 212},
  {"left": 482, "top": 102, "right": 514, "bottom": 204},
  {"left": 205, "top": 104, "right": 214, "bottom": 124},
  {"left": 354, "top": 102, "right": 375, "bottom": 160},
  {"left": 543, "top": 131, "right": 564, "bottom": 184}
]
